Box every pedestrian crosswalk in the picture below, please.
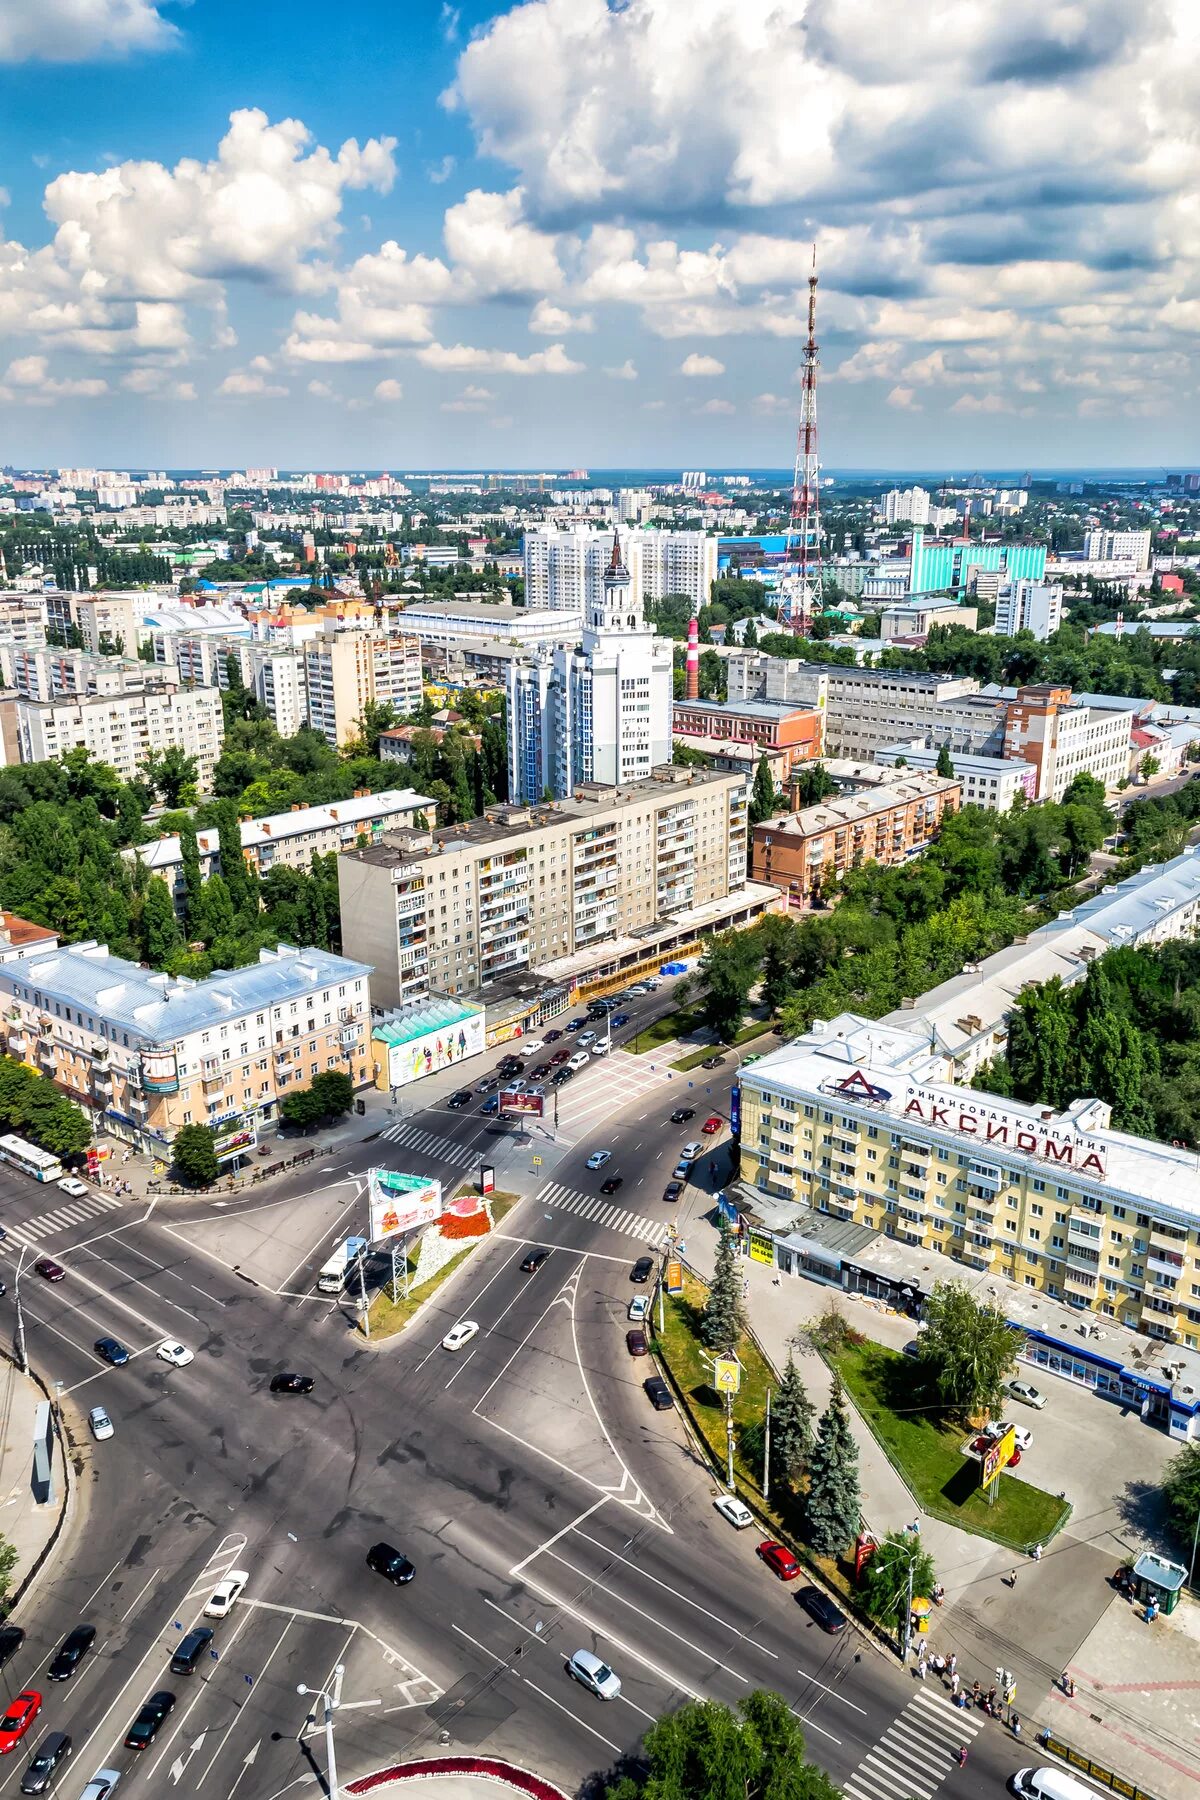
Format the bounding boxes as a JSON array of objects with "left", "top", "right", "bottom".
[
  {"left": 380, "top": 1122, "right": 480, "bottom": 1169},
  {"left": 536, "top": 1180, "right": 667, "bottom": 1245},
  {"left": 7, "top": 1189, "right": 125, "bottom": 1247},
  {"left": 842, "top": 1689, "right": 983, "bottom": 1800}
]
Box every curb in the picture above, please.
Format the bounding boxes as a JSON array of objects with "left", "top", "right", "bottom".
[{"left": 347, "top": 1756, "right": 570, "bottom": 1800}]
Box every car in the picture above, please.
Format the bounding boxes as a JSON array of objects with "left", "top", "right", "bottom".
[
  {"left": 0, "top": 1694, "right": 41, "bottom": 1755},
  {"left": 481, "top": 1094, "right": 500, "bottom": 1113},
  {"left": 270, "top": 1372, "right": 314, "bottom": 1394},
  {"left": 518, "top": 1038, "right": 547, "bottom": 1057},
  {"left": 627, "top": 983, "right": 650, "bottom": 996},
  {"left": 551, "top": 1068, "right": 575, "bottom": 1087},
  {"left": 543, "top": 1028, "right": 563, "bottom": 1042},
  {"left": 498, "top": 1056, "right": 523, "bottom": 1075},
  {"left": 902, "top": 1340, "right": 921, "bottom": 1359},
  {"left": 566, "top": 1648, "right": 621, "bottom": 1700},
  {"left": 796, "top": 1586, "right": 848, "bottom": 1634},
  {"left": 701, "top": 1055, "right": 726, "bottom": 1069},
  {"left": 628, "top": 1295, "right": 651, "bottom": 1322},
  {"left": 586, "top": 1001, "right": 611, "bottom": 1018},
  {"left": 680, "top": 1141, "right": 702, "bottom": 1161},
  {"left": 448, "top": 1090, "right": 473, "bottom": 1109},
  {"left": 644, "top": 1376, "right": 674, "bottom": 1411},
  {"left": 757, "top": 1540, "right": 801, "bottom": 1580},
  {"left": 502, "top": 1078, "right": 528, "bottom": 1095},
  {"left": 673, "top": 1161, "right": 692, "bottom": 1181},
  {"left": 530, "top": 1063, "right": 552, "bottom": 1080},
  {"left": 549, "top": 1048, "right": 571, "bottom": 1065},
  {"left": 670, "top": 1107, "right": 695, "bottom": 1124},
  {"left": 567, "top": 1052, "right": 591, "bottom": 1072},
  {"left": 48, "top": 1625, "right": 95, "bottom": 1681},
  {"left": 702, "top": 1115, "right": 723, "bottom": 1135},
  {"left": 631, "top": 1256, "right": 654, "bottom": 1283},
  {"left": 0, "top": 1627, "right": 25, "bottom": 1670},
  {"left": 34, "top": 1260, "right": 64, "bottom": 1282},
  {"left": 564, "top": 1018, "right": 585, "bottom": 1032},
  {"left": 600, "top": 1176, "right": 624, "bottom": 1195},
  {"left": 19, "top": 1732, "right": 71, "bottom": 1795},
  {"left": 521, "top": 1249, "right": 550, "bottom": 1273},
  {"left": 586, "top": 1150, "right": 611, "bottom": 1170},
  {"left": 662, "top": 1181, "right": 683, "bottom": 1204},
  {"left": 626, "top": 1329, "right": 648, "bottom": 1356},
  {"left": 123, "top": 1692, "right": 175, "bottom": 1751},
  {"left": 590, "top": 1040, "right": 611, "bottom": 1057},
  {"left": 442, "top": 1320, "right": 479, "bottom": 1352},
  {"left": 611, "top": 1013, "right": 631, "bottom": 1028},
  {"left": 714, "top": 1495, "right": 754, "bottom": 1530},
  {"left": 204, "top": 1571, "right": 248, "bottom": 1619},
  {"left": 577, "top": 1030, "right": 596, "bottom": 1047},
  {"left": 88, "top": 1406, "right": 114, "bottom": 1441},
  {"left": 94, "top": 1338, "right": 128, "bottom": 1367},
  {"left": 157, "top": 1341, "right": 194, "bottom": 1368},
  {"left": 56, "top": 1176, "right": 87, "bottom": 1197},
  {"left": 1009, "top": 1380, "right": 1047, "bottom": 1409},
  {"left": 644, "top": 977, "right": 661, "bottom": 990},
  {"left": 984, "top": 1419, "right": 1033, "bottom": 1450},
  {"left": 78, "top": 1771, "right": 122, "bottom": 1800},
  {"left": 476, "top": 1076, "right": 500, "bottom": 1093},
  {"left": 169, "top": 1628, "right": 213, "bottom": 1676},
  {"left": 367, "top": 1542, "right": 415, "bottom": 1584}
]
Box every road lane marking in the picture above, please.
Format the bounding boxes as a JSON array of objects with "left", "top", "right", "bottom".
[
  {"left": 77, "top": 1245, "right": 204, "bottom": 1323},
  {"left": 515, "top": 1569, "right": 703, "bottom": 1701},
  {"left": 145, "top": 1607, "right": 255, "bottom": 1785},
  {"left": 194, "top": 1616, "right": 293, "bottom": 1790},
  {"left": 539, "top": 1546, "right": 752, "bottom": 1682},
  {"left": 449, "top": 1625, "right": 622, "bottom": 1758},
  {"left": 120, "top": 1568, "right": 161, "bottom": 1622},
  {"left": 509, "top": 1497, "right": 609, "bottom": 1578},
  {"left": 443, "top": 1346, "right": 477, "bottom": 1389}
]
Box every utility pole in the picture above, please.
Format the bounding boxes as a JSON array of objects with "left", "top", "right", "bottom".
[
  {"left": 725, "top": 1384, "right": 735, "bottom": 1489},
  {"left": 13, "top": 1246, "right": 28, "bottom": 1374},
  {"left": 902, "top": 1546, "right": 916, "bottom": 1663},
  {"left": 297, "top": 1662, "right": 345, "bottom": 1800},
  {"left": 763, "top": 1386, "right": 771, "bottom": 1501},
  {"left": 357, "top": 1246, "right": 370, "bottom": 1339}
]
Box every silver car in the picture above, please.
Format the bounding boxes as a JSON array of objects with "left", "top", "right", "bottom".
[
  {"left": 88, "top": 1407, "right": 114, "bottom": 1441},
  {"left": 566, "top": 1648, "right": 621, "bottom": 1699},
  {"left": 78, "top": 1773, "right": 121, "bottom": 1800}
]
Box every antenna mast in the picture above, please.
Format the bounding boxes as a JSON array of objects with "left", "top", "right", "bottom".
[{"left": 782, "top": 245, "right": 822, "bottom": 632}]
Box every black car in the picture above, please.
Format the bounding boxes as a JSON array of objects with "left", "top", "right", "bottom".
[
  {"left": 19, "top": 1734, "right": 71, "bottom": 1796},
  {"left": 367, "top": 1542, "right": 415, "bottom": 1584},
  {"left": 169, "top": 1626, "right": 214, "bottom": 1676},
  {"left": 701, "top": 1055, "right": 726, "bottom": 1069},
  {"left": 0, "top": 1625, "right": 25, "bottom": 1670},
  {"left": 600, "top": 1176, "right": 624, "bottom": 1195},
  {"left": 270, "top": 1372, "right": 314, "bottom": 1394},
  {"left": 663, "top": 1181, "right": 682, "bottom": 1204},
  {"left": 48, "top": 1624, "right": 95, "bottom": 1681},
  {"left": 448, "top": 1090, "right": 473, "bottom": 1109},
  {"left": 498, "top": 1057, "right": 523, "bottom": 1078},
  {"left": 530, "top": 1063, "right": 552, "bottom": 1079},
  {"left": 94, "top": 1337, "right": 128, "bottom": 1366},
  {"left": 670, "top": 1108, "right": 695, "bottom": 1124},
  {"left": 124, "top": 1690, "right": 176, "bottom": 1751},
  {"left": 520, "top": 1249, "right": 550, "bottom": 1273},
  {"left": 631, "top": 1256, "right": 654, "bottom": 1283},
  {"left": 644, "top": 1376, "right": 674, "bottom": 1411},
  {"left": 796, "top": 1586, "right": 848, "bottom": 1634},
  {"left": 551, "top": 1067, "right": 575, "bottom": 1086}
]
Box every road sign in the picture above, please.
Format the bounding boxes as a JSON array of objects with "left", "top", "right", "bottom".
[
  {"left": 532, "top": 1154, "right": 542, "bottom": 1167},
  {"left": 714, "top": 1356, "right": 741, "bottom": 1395},
  {"left": 665, "top": 1259, "right": 683, "bottom": 1294}
]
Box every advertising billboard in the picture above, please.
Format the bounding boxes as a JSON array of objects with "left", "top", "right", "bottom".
[
  {"left": 729, "top": 1084, "right": 741, "bottom": 1139},
  {"left": 213, "top": 1120, "right": 256, "bottom": 1161},
  {"left": 748, "top": 1228, "right": 776, "bottom": 1266},
  {"left": 384, "top": 1011, "right": 485, "bottom": 1090},
  {"left": 368, "top": 1168, "right": 442, "bottom": 1243},
  {"left": 141, "top": 1047, "right": 180, "bottom": 1093},
  {"left": 500, "top": 1091, "right": 545, "bottom": 1118},
  {"left": 980, "top": 1426, "right": 1016, "bottom": 1490}
]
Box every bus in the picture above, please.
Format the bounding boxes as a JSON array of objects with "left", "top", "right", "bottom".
[{"left": 0, "top": 1134, "right": 63, "bottom": 1183}]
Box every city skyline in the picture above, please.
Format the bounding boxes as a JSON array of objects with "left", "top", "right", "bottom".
[{"left": 1, "top": 0, "right": 1198, "bottom": 467}]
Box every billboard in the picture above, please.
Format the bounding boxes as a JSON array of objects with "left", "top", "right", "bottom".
[
  {"left": 141, "top": 1047, "right": 180, "bottom": 1093},
  {"left": 981, "top": 1426, "right": 1016, "bottom": 1490},
  {"left": 500, "top": 1091, "right": 545, "bottom": 1118},
  {"left": 213, "top": 1120, "right": 256, "bottom": 1161},
  {"left": 748, "top": 1228, "right": 775, "bottom": 1266},
  {"left": 729, "top": 1084, "right": 741, "bottom": 1138},
  {"left": 384, "top": 1011, "right": 485, "bottom": 1090},
  {"left": 665, "top": 1259, "right": 683, "bottom": 1294},
  {"left": 368, "top": 1168, "right": 442, "bottom": 1243}
]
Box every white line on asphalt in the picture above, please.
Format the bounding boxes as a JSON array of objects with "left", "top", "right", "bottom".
[
  {"left": 509, "top": 1496, "right": 609, "bottom": 1578},
  {"left": 79, "top": 1556, "right": 125, "bottom": 1614},
  {"left": 194, "top": 1616, "right": 293, "bottom": 1790},
  {"left": 522, "top": 1674, "right": 625, "bottom": 1752},
  {"left": 120, "top": 1568, "right": 161, "bottom": 1622},
  {"left": 18, "top": 1302, "right": 107, "bottom": 1369},
  {"left": 471, "top": 1260, "right": 584, "bottom": 1414},
  {"left": 540, "top": 1546, "right": 751, "bottom": 1682},
  {"left": 444, "top": 1346, "right": 477, "bottom": 1389},
  {"left": 76, "top": 1244, "right": 205, "bottom": 1324},
  {"left": 517, "top": 1569, "right": 703, "bottom": 1702},
  {"left": 145, "top": 1608, "right": 255, "bottom": 1785},
  {"left": 565, "top": 1266, "right": 666, "bottom": 1529}
]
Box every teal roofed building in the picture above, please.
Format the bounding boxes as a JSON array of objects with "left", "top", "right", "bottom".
[
  {"left": 909, "top": 527, "right": 1047, "bottom": 594},
  {"left": 371, "top": 994, "right": 486, "bottom": 1093}
]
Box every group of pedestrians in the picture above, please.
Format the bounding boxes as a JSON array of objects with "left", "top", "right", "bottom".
[{"left": 915, "top": 1642, "right": 1024, "bottom": 1746}]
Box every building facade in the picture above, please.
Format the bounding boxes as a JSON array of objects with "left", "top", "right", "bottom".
[
  {"left": 397, "top": 599, "right": 581, "bottom": 648},
  {"left": 1083, "top": 529, "right": 1152, "bottom": 568},
  {"left": 672, "top": 696, "right": 824, "bottom": 777},
  {"left": 523, "top": 526, "right": 717, "bottom": 612},
  {"left": 874, "top": 742, "right": 1035, "bottom": 811},
  {"left": 302, "top": 629, "right": 422, "bottom": 747},
  {"left": 750, "top": 772, "right": 961, "bottom": 908},
  {"left": 1002, "top": 684, "right": 1132, "bottom": 800},
  {"left": 15, "top": 683, "right": 224, "bottom": 786},
  {"left": 994, "top": 580, "right": 1063, "bottom": 641}
]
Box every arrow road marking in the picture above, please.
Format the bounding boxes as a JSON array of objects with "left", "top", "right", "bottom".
[{"left": 170, "top": 1731, "right": 209, "bottom": 1784}]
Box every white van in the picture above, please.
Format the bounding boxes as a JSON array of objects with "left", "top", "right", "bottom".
[{"left": 1011, "top": 1770, "right": 1102, "bottom": 1800}]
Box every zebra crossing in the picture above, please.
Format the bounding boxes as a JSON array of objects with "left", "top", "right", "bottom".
[
  {"left": 379, "top": 1122, "right": 481, "bottom": 1168},
  {"left": 842, "top": 1687, "right": 984, "bottom": 1800},
  {"left": 536, "top": 1180, "right": 667, "bottom": 1245},
  {"left": 6, "top": 1188, "right": 125, "bottom": 1247}
]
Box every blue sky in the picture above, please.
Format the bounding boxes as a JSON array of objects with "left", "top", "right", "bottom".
[{"left": 1, "top": 0, "right": 1198, "bottom": 469}]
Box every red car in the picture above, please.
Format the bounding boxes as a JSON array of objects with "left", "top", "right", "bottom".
[
  {"left": 0, "top": 1692, "right": 41, "bottom": 1754},
  {"left": 549, "top": 1049, "right": 571, "bottom": 1066},
  {"left": 702, "top": 1116, "right": 723, "bottom": 1135},
  {"left": 757, "top": 1541, "right": 801, "bottom": 1581},
  {"left": 34, "top": 1260, "right": 65, "bottom": 1282}
]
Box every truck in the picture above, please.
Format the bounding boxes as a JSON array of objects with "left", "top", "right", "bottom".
[{"left": 317, "top": 1235, "right": 368, "bottom": 1294}]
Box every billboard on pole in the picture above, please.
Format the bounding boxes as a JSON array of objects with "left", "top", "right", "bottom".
[
  {"left": 500, "top": 1091, "right": 545, "bottom": 1118},
  {"left": 368, "top": 1168, "right": 442, "bottom": 1243}
]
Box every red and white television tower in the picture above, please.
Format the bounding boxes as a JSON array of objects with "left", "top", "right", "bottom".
[{"left": 780, "top": 245, "right": 823, "bottom": 632}]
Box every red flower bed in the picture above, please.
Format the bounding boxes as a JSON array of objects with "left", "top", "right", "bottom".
[
  {"left": 436, "top": 1208, "right": 490, "bottom": 1241},
  {"left": 348, "top": 1755, "right": 570, "bottom": 1800}
]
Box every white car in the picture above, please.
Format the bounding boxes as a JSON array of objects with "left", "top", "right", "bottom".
[
  {"left": 566, "top": 1648, "right": 621, "bottom": 1700},
  {"left": 157, "top": 1340, "right": 194, "bottom": 1368},
  {"left": 204, "top": 1569, "right": 249, "bottom": 1619},
  {"left": 1009, "top": 1379, "right": 1047, "bottom": 1410},
  {"left": 628, "top": 1295, "right": 650, "bottom": 1322},
  {"left": 56, "top": 1176, "right": 88, "bottom": 1197},
  {"left": 518, "top": 1038, "right": 546, "bottom": 1058},
  {"left": 713, "top": 1495, "right": 754, "bottom": 1530},
  {"left": 567, "top": 1051, "right": 591, "bottom": 1072},
  {"left": 680, "top": 1140, "right": 702, "bottom": 1161},
  {"left": 984, "top": 1419, "right": 1033, "bottom": 1451},
  {"left": 88, "top": 1406, "right": 114, "bottom": 1442},
  {"left": 590, "top": 1039, "right": 611, "bottom": 1057},
  {"left": 442, "top": 1320, "right": 479, "bottom": 1352},
  {"left": 586, "top": 1150, "right": 611, "bottom": 1170},
  {"left": 627, "top": 983, "right": 650, "bottom": 996}
]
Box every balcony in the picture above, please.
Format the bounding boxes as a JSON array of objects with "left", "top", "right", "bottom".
[
  {"left": 967, "top": 1162, "right": 1001, "bottom": 1190},
  {"left": 1064, "top": 1267, "right": 1099, "bottom": 1296}
]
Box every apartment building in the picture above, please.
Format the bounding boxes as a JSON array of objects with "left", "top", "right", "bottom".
[
  {"left": 130, "top": 788, "right": 432, "bottom": 906},
  {"left": 672, "top": 697, "right": 824, "bottom": 777},
  {"left": 523, "top": 526, "right": 717, "bottom": 612},
  {"left": 879, "top": 599, "right": 976, "bottom": 645},
  {"left": 751, "top": 771, "right": 961, "bottom": 908},
  {"left": 337, "top": 766, "right": 750, "bottom": 1009},
  {"left": 0, "top": 593, "right": 48, "bottom": 649},
  {"left": 15, "top": 683, "right": 224, "bottom": 785},
  {"left": 882, "top": 486, "right": 931, "bottom": 526},
  {"left": 994, "top": 580, "right": 1063, "bottom": 641},
  {"left": 71, "top": 591, "right": 146, "bottom": 655},
  {"left": 302, "top": 628, "right": 422, "bottom": 747},
  {"left": 1003, "top": 684, "right": 1132, "bottom": 800},
  {"left": 0, "top": 645, "right": 167, "bottom": 702},
  {"left": 0, "top": 941, "right": 372, "bottom": 1156},
  {"left": 1083, "top": 528, "right": 1153, "bottom": 568},
  {"left": 874, "top": 743, "right": 1035, "bottom": 811},
  {"left": 738, "top": 1011, "right": 1200, "bottom": 1354}
]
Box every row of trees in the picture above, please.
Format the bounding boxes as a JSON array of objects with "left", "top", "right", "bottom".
[
  {"left": 878, "top": 618, "right": 1173, "bottom": 703},
  {"left": 0, "top": 1058, "right": 91, "bottom": 1160}
]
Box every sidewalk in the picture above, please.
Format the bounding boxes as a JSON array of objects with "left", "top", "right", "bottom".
[{"left": 0, "top": 1355, "right": 70, "bottom": 1606}]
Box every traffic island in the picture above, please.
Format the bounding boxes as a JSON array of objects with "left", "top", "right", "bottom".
[
  {"left": 348, "top": 1756, "right": 570, "bottom": 1800},
  {"left": 359, "top": 1191, "right": 518, "bottom": 1340}
]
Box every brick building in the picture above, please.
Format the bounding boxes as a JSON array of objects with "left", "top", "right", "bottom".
[{"left": 751, "top": 770, "right": 961, "bottom": 908}]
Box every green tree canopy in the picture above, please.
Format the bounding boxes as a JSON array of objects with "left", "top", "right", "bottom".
[
  {"left": 606, "top": 1689, "right": 839, "bottom": 1800},
  {"left": 172, "top": 1124, "right": 220, "bottom": 1187},
  {"left": 804, "top": 1376, "right": 861, "bottom": 1558},
  {"left": 863, "top": 1530, "right": 938, "bottom": 1638},
  {"left": 701, "top": 1219, "right": 745, "bottom": 1351},
  {"left": 917, "top": 1280, "right": 1019, "bottom": 1419}
]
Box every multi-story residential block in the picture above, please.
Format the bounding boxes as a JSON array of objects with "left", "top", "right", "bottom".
[
  {"left": 130, "top": 788, "right": 433, "bottom": 907},
  {"left": 879, "top": 599, "right": 977, "bottom": 645},
  {"left": 751, "top": 771, "right": 961, "bottom": 908},
  {"left": 0, "top": 593, "right": 48, "bottom": 649},
  {"left": 338, "top": 766, "right": 753, "bottom": 1009},
  {"left": 0, "top": 645, "right": 167, "bottom": 703},
  {"left": 883, "top": 486, "right": 931, "bottom": 526},
  {"left": 71, "top": 591, "right": 146, "bottom": 655},
  {"left": 994, "top": 580, "right": 1063, "bottom": 641},
  {"left": 523, "top": 526, "right": 717, "bottom": 612},
  {"left": 15, "top": 682, "right": 224, "bottom": 785},
  {"left": 874, "top": 743, "right": 1035, "bottom": 811},
  {"left": 0, "top": 941, "right": 371, "bottom": 1157},
  {"left": 396, "top": 599, "right": 580, "bottom": 649},
  {"left": 302, "top": 628, "right": 422, "bottom": 747},
  {"left": 672, "top": 696, "right": 824, "bottom": 778},
  {"left": 737, "top": 1009, "right": 1200, "bottom": 1352},
  {"left": 1083, "top": 528, "right": 1152, "bottom": 568}
]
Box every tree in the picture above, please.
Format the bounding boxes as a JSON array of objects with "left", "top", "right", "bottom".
[
  {"left": 141, "top": 877, "right": 182, "bottom": 966},
  {"left": 771, "top": 1352, "right": 815, "bottom": 1487},
  {"left": 749, "top": 756, "right": 778, "bottom": 826},
  {"left": 0, "top": 1536, "right": 18, "bottom": 1603},
  {"left": 280, "top": 1088, "right": 326, "bottom": 1131},
  {"left": 311, "top": 1070, "right": 354, "bottom": 1117},
  {"left": 694, "top": 929, "right": 761, "bottom": 1043},
  {"left": 917, "top": 1280, "right": 1018, "bottom": 1419},
  {"left": 142, "top": 745, "right": 199, "bottom": 808},
  {"left": 1162, "top": 1442, "right": 1200, "bottom": 1555},
  {"left": 936, "top": 743, "right": 955, "bottom": 780},
  {"left": 863, "top": 1530, "right": 938, "bottom": 1636},
  {"left": 701, "top": 1219, "right": 745, "bottom": 1351},
  {"left": 804, "top": 1377, "right": 861, "bottom": 1558},
  {"left": 179, "top": 820, "right": 203, "bottom": 932},
  {"left": 172, "top": 1124, "right": 219, "bottom": 1187},
  {"left": 606, "top": 1690, "right": 837, "bottom": 1800},
  {"left": 1140, "top": 753, "right": 1161, "bottom": 781},
  {"left": 355, "top": 700, "right": 400, "bottom": 757}
]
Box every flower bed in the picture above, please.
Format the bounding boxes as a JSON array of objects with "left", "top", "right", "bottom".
[
  {"left": 436, "top": 1207, "right": 491, "bottom": 1241},
  {"left": 348, "top": 1755, "right": 571, "bottom": 1800}
]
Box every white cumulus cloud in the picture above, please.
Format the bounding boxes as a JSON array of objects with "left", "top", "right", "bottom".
[
  {"left": 529, "top": 297, "right": 593, "bottom": 334},
  {"left": 0, "top": 0, "right": 177, "bottom": 62},
  {"left": 218, "top": 369, "right": 288, "bottom": 398},
  {"left": 680, "top": 353, "right": 725, "bottom": 377},
  {"left": 414, "top": 340, "right": 584, "bottom": 374},
  {"left": 374, "top": 377, "right": 403, "bottom": 401}
]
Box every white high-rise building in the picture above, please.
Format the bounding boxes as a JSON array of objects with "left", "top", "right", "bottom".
[
  {"left": 883, "top": 485, "right": 932, "bottom": 526},
  {"left": 994, "top": 580, "right": 1063, "bottom": 642},
  {"left": 508, "top": 533, "right": 674, "bottom": 802},
  {"left": 523, "top": 526, "right": 716, "bottom": 613},
  {"left": 1082, "top": 528, "right": 1152, "bottom": 568}
]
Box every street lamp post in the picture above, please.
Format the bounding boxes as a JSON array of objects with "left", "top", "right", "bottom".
[
  {"left": 13, "top": 1246, "right": 29, "bottom": 1375},
  {"left": 298, "top": 1662, "right": 345, "bottom": 1800}
]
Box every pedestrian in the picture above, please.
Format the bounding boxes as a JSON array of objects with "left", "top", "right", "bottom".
[
  {"left": 950, "top": 1671, "right": 961, "bottom": 1697},
  {"left": 987, "top": 1688, "right": 998, "bottom": 1714},
  {"left": 909, "top": 1518, "right": 921, "bottom": 1535},
  {"left": 1060, "top": 1673, "right": 1075, "bottom": 1698},
  {"left": 971, "top": 1680, "right": 981, "bottom": 1706},
  {"left": 1007, "top": 1568, "right": 1017, "bottom": 1588},
  {"left": 1146, "top": 1597, "right": 1159, "bottom": 1624},
  {"left": 916, "top": 1660, "right": 926, "bottom": 1680},
  {"left": 1032, "top": 1542, "right": 1043, "bottom": 1562},
  {"left": 947, "top": 1654, "right": 957, "bottom": 1678},
  {"left": 1010, "top": 1714, "right": 1022, "bottom": 1739}
]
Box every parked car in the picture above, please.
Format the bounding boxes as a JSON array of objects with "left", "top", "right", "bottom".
[
  {"left": 670, "top": 1108, "right": 695, "bottom": 1124},
  {"left": 713, "top": 1495, "right": 754, "bottom": 1530},
  {"left": 662, "top": 1181, "right": 683, "bottom": 1204},
  {"left": 600, "top": 1176, "right": 624, "bottom": 1195},
  {"left": 269, "top": 1373, "right": 314, "bottom": 1394},
  {"left": 643, "top": 1376, "right": 674, "bottom": 1411},
  {"left": 0, "top": 1628, "right": 25, "bottom": 1671},
  {"left": 448, "top": 1090, "right": 473, "bottom": 1109},
  {"left": 628, "top": 1295, "right": 650, "bottom": 1323},
  {"left": 757, "top": 1541, "right": 801, "bottom": 1581},
  {"left": 984, "top": 1420, "right": 1033, "bottom": 1450},
  {"left": 56, "top": 1177, "right": 88, "bottom": 1198},
  {"left": 78, "top": 1771, "right": 121, "bottom": 1800},
  {"left": 586, "top": 1150, "right": 611, "bottom": 1170},
  {"left": 442, "top": 1320, "right": 479, "bottom": 1352},
  {"left": 123, "top": 1692, "right": 175, "bottom": 1751},
  {"left": 88, "top": 1406, "right": 114, "bottom": 1441},
  {"left": 521, "top": 1249, "right": 550, "bottom": 1273},
  {"left": 366, "top": 1543, "right": 415, "bottom": 1584},
  {"left": 1008, "top": 1380, "right": 1046, "bottom": 1409},
  {"left": 796, "top": 1586, "right": 848, "bottom": 1633},
  {"left": 673, "top": 1160, "right": 692, "bottom": 1181},
  {"left": 702, "top": 1115, "right": 723, "bottom": 1135},
  {"left": 204, "top": 1571, "right": 248, "bottom": 1619},
  {"left": 631, "top": 1256, "right": 654, "bottom": 1283},
  {"left": 680, "top": 1141, "right": 702, "bottom": 1161},
  {"left": 502, "top": 1078, "right": 528, "bottom": 1095},
  {"left": 94, "top": 1338, "right": 128, "bottom": 1367},
  {"left": 626, "top": 1329, "right": 648, "bottom": 1357},
  {"left": 566, "top": 1649, "right": 621, "bottom": 1700},
  {"left": 48, "top": 1626, "right": 95, "bottom": 1681}
]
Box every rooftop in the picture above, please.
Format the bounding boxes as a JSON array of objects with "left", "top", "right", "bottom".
[
  {"left": 371, "top": 993, "right": 483, "bottom": 1048},
  {"left": 0, "top": 913, "right": 58, "bottom": 952},
  {"left": 755, "top": 770, "right": 959, "bottom": 836},
  {"left": 398, "top": 600, "right": 575, "bottom": 624},
  {"left": 131, "top": 790, "right": 434, "bottom": 872},
  {"left": 674, "top": 697, "right": 820, "bottom": 722}
]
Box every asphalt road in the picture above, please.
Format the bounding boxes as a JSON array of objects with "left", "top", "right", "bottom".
[{"left": 0, "top": 989, "right": 1031, "bottom": 1800}]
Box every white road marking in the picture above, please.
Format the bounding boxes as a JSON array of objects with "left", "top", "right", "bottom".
[
  {"left": 509, "top": 1496, "right": 609, "bottom": 1579},
  {"left": 194, "top": 1616, "right": 293, "bottom": 1790},
  {"left": 443, "top": 1346, "right": 477, "bottom": 1389}
]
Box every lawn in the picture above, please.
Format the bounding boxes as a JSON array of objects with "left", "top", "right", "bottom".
[
  {"left": 673, "top": 1020, "right": 779, "bottom": 1070},
  {"left": 362, "top": 1192, "right": 518, "bottom": 1340},
  {"left": 832, "top": 1338, "right": 1071, "bottom": 1550},
  {"left": 629, "top": 1008, "right": 701, "bottom": 1053}
]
